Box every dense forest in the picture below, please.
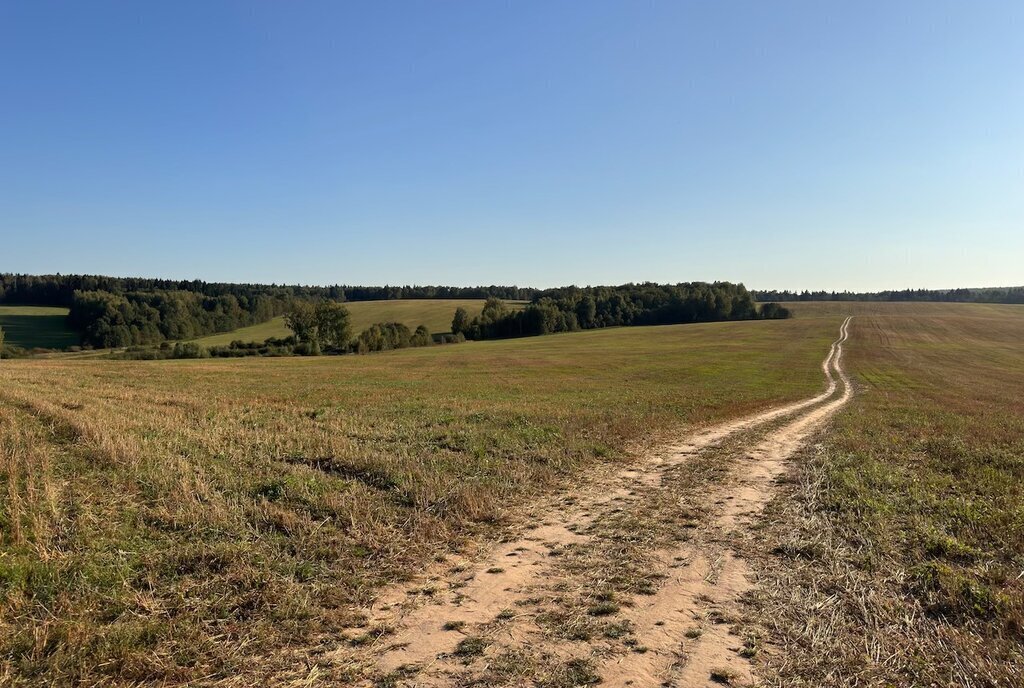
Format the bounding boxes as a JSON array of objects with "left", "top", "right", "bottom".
[
  {"left": 453, "top": 282, "right": 784, "bottom": 340},
  {"left": 752, "top": 286, "right": 1024, "bottom": 304},
  {"left": 67, "top": 290, "right": 287, "bottom": 348}
]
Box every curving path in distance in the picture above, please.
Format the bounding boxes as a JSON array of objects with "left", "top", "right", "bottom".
[{"left": 340, "top": 316, "right": 855, "bottom": 687}]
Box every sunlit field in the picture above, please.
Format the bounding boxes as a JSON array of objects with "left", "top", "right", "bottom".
[
  {"left": 0, "top": 315, "right": 839, "bottom": 685},
  {"left": 756, "top": 302, "right": 1024, "bottom": 686},
  {"left": 5, "top": 303, "right": 1022, "bottom": 685}
]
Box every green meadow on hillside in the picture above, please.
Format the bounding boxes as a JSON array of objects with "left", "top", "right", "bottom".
[
  {"left": 188, "top": 298, "right": 525, "bottom": 346},
  {"left": 0, "top": 306, "right": 78, "bottom": 350}
]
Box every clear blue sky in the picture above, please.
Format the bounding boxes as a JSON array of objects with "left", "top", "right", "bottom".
[{"left": 1, "top": 1, "right": 1021, "bottom": 291}]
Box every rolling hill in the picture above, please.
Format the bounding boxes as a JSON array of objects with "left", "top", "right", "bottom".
[
  {"left": 188, "top": 299, "right": 525, "bottom": 346},
  {"left": 0, "top": 305, "right": 78, "bottom": 350}
]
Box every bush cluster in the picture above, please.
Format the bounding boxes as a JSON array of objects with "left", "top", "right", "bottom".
[{"left": 355, "top": 322, "right": 431, "bottom": 353}]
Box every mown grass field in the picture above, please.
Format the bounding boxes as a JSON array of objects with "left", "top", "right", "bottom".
[
  {"left": 189, "top": 299, "right": 522, "bottom": 346},
  {"left": 0, "top": 306, "right": 78, "bottom": 350},
  {"left": 0, "top": 315, "right": 840, "bottom": 686},
  {"left": 755, "top": 302, "right": 1024, "bottom": 686}
]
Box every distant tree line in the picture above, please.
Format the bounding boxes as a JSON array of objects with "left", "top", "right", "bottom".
[
  {"left": 341, "top": 285, "right": 535, "bottom": 301},
  {"left": 0, "top": 273, "right": 537, "bottom": 348},
  {"left": 752, "top": 286, "right": 1024, "bottom": 304},
  {"left": 11, "top": 272, "right": 1019, "bottom": 352},
  {"left": 0, "top": 273, "right": 535, "bottom": 308},
  {"left": 451, "top": 282, "right": 787, "bottom": 340},
  {"left": 67, "top": 290, "right": 288, "bottom": 348},
  {"left": 4, "top": 274, "right": 1019, "bottom": 314},
  {"left": 111, "top": 302, "right": 440, "bottom": 359}
]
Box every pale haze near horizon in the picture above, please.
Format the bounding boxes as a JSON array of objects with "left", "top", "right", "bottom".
[{"left": 1, "top": 1, "right": 1021, "bottom": 292}]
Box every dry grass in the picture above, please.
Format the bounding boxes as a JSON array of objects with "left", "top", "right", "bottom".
[
  {"left": 0, "top": 316, "right": 839, "bottom": 685},
  {"left": 749, "top": 302, "right": 1024, "bottom": 686}
]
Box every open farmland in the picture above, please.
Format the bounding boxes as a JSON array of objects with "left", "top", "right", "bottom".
[
  {"left": 3, "top": 303, "right": 1023, "bottom": 686},
  {"left": 0, "top": 306, "right": 78, "bottom": 350},
  {"left": 751, "top": 301, "right": 1024, "bottom": 686},
  {"left": 3, "top": 2, "right": 1018, "bottom": 685},
  {"left": 0, "top": 315, "right": 838, "bottom": 685},
  {"left": 188, "top": 299, "right": 523, "bottom": 347}
]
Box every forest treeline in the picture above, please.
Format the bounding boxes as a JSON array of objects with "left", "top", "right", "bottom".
[
  {"left": 68, "top": 290, "right": 287, "bottom": 348},
  {"left": 0, "top": 274, "right": 782, "bottom": 349},
  {"left": 0, "top": 274, "right": 534, "bottom": 307},
  {"left": 0, "top": 273, "right": 534, "bottom": 348},
  {"left": 752, "top": 286, "right": 1024, "bottom": 303},
  {"left": 452, "top": 282, "right": 786, "bottom": 340},
  {"left": 7, "top": 272, "right": 1020, "bottom": 351},
  {"left": 110, "top": 283, "right": 778, "bottom": 359}
]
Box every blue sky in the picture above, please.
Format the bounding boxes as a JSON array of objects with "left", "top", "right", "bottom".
[{"left": 1, "top": 1, "right": 1021, "bottom": 290}]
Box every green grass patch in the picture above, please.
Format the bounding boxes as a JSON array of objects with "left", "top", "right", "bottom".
[{"left": 0, "top": 305, "right": 78, "bottom": 349}]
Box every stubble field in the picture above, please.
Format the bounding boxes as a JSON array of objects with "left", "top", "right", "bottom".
[
  {"left": 3, "top": 302, "right": 1021, "bottom": 686},
  {"left": 753, "top": 302, "right": 1024, "bottom": 686},
  {"left": 0, "top": 315, "right": 836, "bottom": 685}
]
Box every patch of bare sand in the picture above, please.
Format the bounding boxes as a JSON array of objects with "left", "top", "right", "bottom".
[{"left": 370, "top": 522, "right": 587, "bottom": 675}]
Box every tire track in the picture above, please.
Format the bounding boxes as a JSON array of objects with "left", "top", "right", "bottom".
[
  {"left": 601, "top": 316, "right": 853, "bottom": 687},
  {"left": 341, "top": 317, "right": 854, "bottom": 686}
]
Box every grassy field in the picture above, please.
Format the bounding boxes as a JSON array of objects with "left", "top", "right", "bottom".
[
  {"left": 0, "top": 315, "right": 840, "bottom": 686},
  {"left": 6, "top": 302, "right": 1020, "bottom": 685},
  {"left": 0, "top": 306, "right": 78, "bottom": 350},
  {"left": 785, "top": 299, "right": 1020, "bottom": 318},
  {"left": 189, "top": 299, "right": 521, "bottom": 346},
  {"left": 753, "top": 302, "right": 1024, "bottom": 686}
]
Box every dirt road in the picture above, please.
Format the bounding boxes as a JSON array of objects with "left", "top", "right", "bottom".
[{"left": 340, "top": 316, "right": 854, "bottom": 686}]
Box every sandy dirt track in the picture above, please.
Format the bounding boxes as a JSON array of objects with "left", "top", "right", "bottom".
[{"left": 340, "top": 317, "right": 854, "bottom": 687}]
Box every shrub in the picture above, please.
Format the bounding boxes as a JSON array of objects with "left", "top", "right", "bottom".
[
  {"left": 759, "top": 302, "right": 792, "bottom": 319},
  {"left": 171, "top": 342, "right": 208, "bottom": 359},
  {"left": 355, "top": 322, "right": 413, "bottom": 353},
  {"left": 411, "top": 325, "right": 431, "bottom": 347}
]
